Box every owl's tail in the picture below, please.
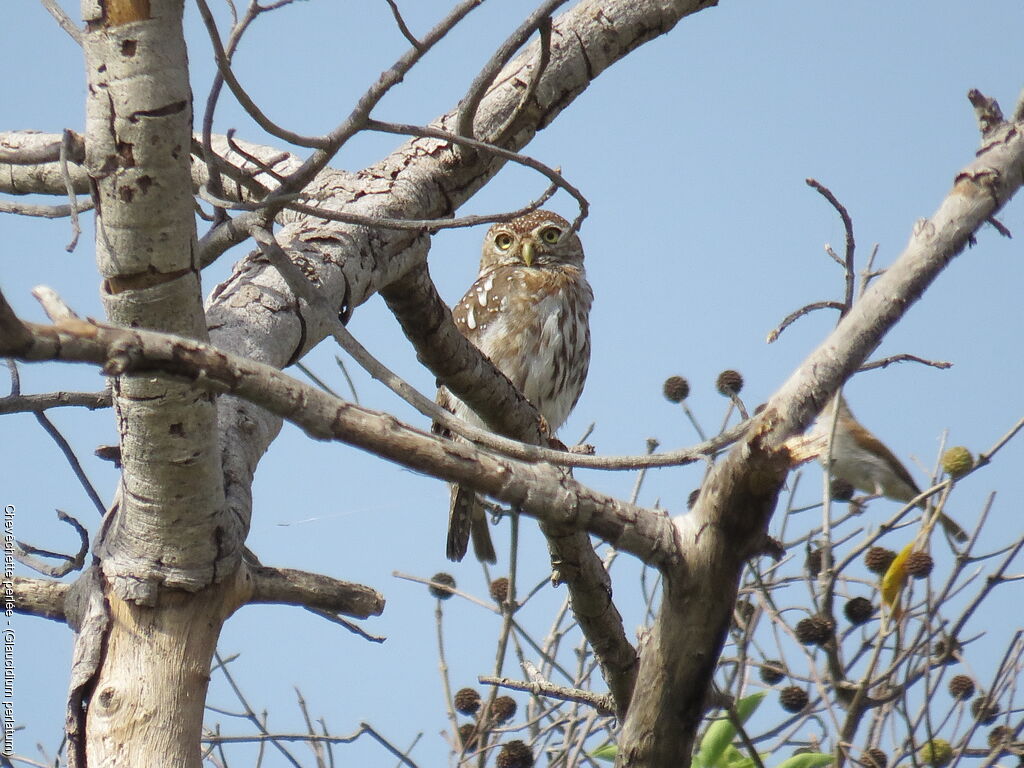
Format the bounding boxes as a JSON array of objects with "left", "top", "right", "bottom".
[{"left": 447, "top": 485, "right": 498, "bottom": 564}]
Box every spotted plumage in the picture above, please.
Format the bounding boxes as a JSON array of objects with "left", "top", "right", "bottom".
[{"left": 437, "top": 210, "right": 593, "bottom": 562}]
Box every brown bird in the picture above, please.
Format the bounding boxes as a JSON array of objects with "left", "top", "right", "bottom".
[
  {"left": 436, "top": 210, "right": 594, "bottom": 562},
  {"left": 810, "top": 394, "right": 968, "bottom": 542}
]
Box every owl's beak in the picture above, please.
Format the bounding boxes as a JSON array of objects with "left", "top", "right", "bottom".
[{"left": 522, "top": 241, "right": 535, "bottom": 267}]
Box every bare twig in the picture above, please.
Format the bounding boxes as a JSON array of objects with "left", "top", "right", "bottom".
[
  {"left": 212, "top": 651, "right": 305, "bottom": 768},
  {"left": 493, "top": 17, "right": 553, "bottom": 153},
  {"left": 200, "top": 178, "right": 559, "bottom": 233},
  {"left": 39, "top": 0, "right": 82, "bottom": 43},
  {"left": 333, "top": 356, "right": 360, "bottom": 405},
  {"left": 13, "top": 509, "right": 89, "bottom": 578},
  {"left": 203, "top": 722, "right": 419, "bottom": 768},
  {"left": 366, "top": 119, "right": 588, "bottom": 225},
  {"left": 0, "top": 199, "right": 93, "bottom": 218},
  {"left": 433, "top": 583, "right": 461, "bottom": 759},
  {"left": 32, "top": 411, "right": 105, "bottom": 516},
  {"left": 7, "top": 358, "right": 104, "bottom": 514},
  {"left": 194, "top": 0, "right": 326, "bottom": 150},
  {"left": 478, "top": 672, "right": 615, "bottom": 716},
  {"left": 304, "top": 608, "right": 387, "bottom": 644},
  {"left": 0, "top": 389, "right": 109, "bottom": 414},
  {"left": 807, "top": 178, "right": 856, "bottom": 313},
  {"left": 393, "top": 572, "right": 498, "bottom": 614},
  {"left": 32, "top": 285, "right": 80, "bottom": 320},
  {"left": 456, "top": 0, "right": 569, "bottom": 141},
  {"left": 968, "top": 88, "right": 1004, "bottom": 137},
  {"left": 197, "top": 0, "right": 488, "bottom": 263},
  {"left": 199, "top": 2, "right": 268, "bottom": 224},
  {"left": 294, "top": 361, "right": 343, "bottom": 400},
  {"left": 59, "top": 129, "right": 82, "bottom": 251},
  {"left": 857, "top": 354, "right": 953, "bottom": 373},
  {"left": 383, "top": 0, "right": 423, "bottom": 50},
  {"left": 985, "top": 216, "right": 1012, "bottom": 238},
  {"left": 766, "top": 301, "right": 845, "bottom": 344}
]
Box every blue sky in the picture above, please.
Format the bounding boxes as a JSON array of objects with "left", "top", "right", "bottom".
[{"left": 4, "top": 1, "right": 1023, "bottom": 765}]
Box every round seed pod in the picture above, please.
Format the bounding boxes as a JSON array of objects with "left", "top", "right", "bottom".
[
  {"left": 489, "top": 577, "right": 510, "bottom": 604},
  {"left": 844, "top": 597, "right": 875, "bottom": 626},
  {"left": 759, "top": 660, "right": 786, "bottom": 685},
  {"left": 795, "top": 615, "right": 835, "bottom": 646},
  {"left": 862, "top": 747, "right": 888, "bottom": 768},
  {"left": 905, "top": 551, "right": 934, "bottom": 579},
  {"left": 454, "top": 687, "right": 481, "bottom": 715},
  {"left": 779, "top": 685, "right": 809, "bottom": 713},
  {"left": 429, "top": 572, "right": 457, "bottom": 600},
  {"left": 716, "top": 369, "right": 744, "bottom": 396},
  {"left": 865, "top": 547, "right": 897, "bottom": 575},
  {"left": 496, "top": 740, "right": 535, "bottom": 768},
  {"left": 948, "top": 674, "right": 975, "bottom": 700},
  {"left": 663, "top": 376, "right": 691, "bottom": 403},
  {"left": 918, "top": 739, "right": 953, "bottom": 768},
  {"left": 942, "top": 446, "right": 974, "bottom": 479}
]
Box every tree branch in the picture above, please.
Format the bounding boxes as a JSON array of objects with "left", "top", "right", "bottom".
[
  {"left": 479, "top": 672, "right": 616, "bottom": 716},
  {"left": 11, "top": 575, "right": 70, "bottom": 622},
  {"left": 0, "top": 390, "right": 110, "bottom": 414},
  {"left": 0, "top": 300, "right": 678, "bottom": 567},
  {"left": 246, "top": 564, "right": 384, "bottom": 619},
  {"left": 616, "top": 94, "right": 1024, "bottom": 765}
]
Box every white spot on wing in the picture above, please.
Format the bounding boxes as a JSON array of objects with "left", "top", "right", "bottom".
[
  {"left": 465, "top": 304, "right": 477, "bottom": 330},
  {"left": 477, "top": 276, "right": 493, "bottom": 305}
]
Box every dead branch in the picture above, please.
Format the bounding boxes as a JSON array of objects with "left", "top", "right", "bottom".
[
  {"left": 456, "top": 0, "right": 569, "bottom": 141},
  {"left": 11, "top": 575, "right": 70, "bottom": 622},
  {"left": 247, "top": 564, "right": 384, "bottom": 619},
  {"left": 0, "top": 390, "right": 110, "bottom": 414},
  {"left": 807, "top": 178, "right": 856, "bottom": 312},
  {"left": 14, "top": 509, "right": 90, "bottom": 577},
  {"left": 0, "top": 294, "right": 678, "bottom": 568},
  {"left": 479, "top": 672, "right": 616, "bottom": 716},
  {"left": 0, "top": 129, "right": 84, "bottom": 165},
  {"left": 858, "top": 354, "right": 953, "bottom": 373},
  {"left": 766, "top": 301, "right": 844, "bottom": 344}
]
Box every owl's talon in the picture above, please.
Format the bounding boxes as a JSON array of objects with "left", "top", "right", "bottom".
[
  {"left": 570, "top": 443, "right": 596, "bottom": 455},
  {"left": 547, "top": 435, "right": 568, "bottom": 451}
]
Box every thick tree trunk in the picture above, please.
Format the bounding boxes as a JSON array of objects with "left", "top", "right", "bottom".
[
  {"left": 76, "top": 0, "right": 233, "bottom": 764},
  {"left": 84, "top": 583, "right": 236, "bottom": 766}
]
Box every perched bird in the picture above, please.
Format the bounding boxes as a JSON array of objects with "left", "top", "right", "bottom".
[
  {"left": 809, "top": 394, "right": 968, "bottom": 542},
  {"left": 436, "top": 210, "right": 594, "bottom": 562}
]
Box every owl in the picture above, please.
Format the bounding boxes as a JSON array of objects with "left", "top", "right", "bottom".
[{"left": 436, "top": 210, "right": 594, "bottom": 562}]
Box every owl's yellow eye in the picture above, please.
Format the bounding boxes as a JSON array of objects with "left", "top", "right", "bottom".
[
  {"left": 494, "top": 233, "right": 514, "bottom": 250},
  {"left": 539, "top": 227, "right": 562, "bottom": 244}
]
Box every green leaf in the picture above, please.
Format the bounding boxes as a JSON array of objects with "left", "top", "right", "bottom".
[
  {"left": 697, "top": 693, "right": 766, "bottom": 768},
  {"left": 722, "top": 746, "right": 749, "bottom": 767},
  {"left": 774, "top": 752, "right": 833, "bottom": 768},
  {"left": 591, "top": 743, "right": 618, "bottom": 762},
  {"left": 735, "top": 691, "right": 767, "bottom": 723},
  {"left": 696, "top": 716, "right": 737, "bottom": 768}
]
